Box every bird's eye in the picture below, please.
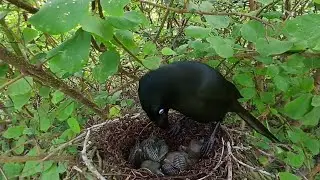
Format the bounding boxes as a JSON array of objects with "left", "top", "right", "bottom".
[{"left": 158, "top": 109, "right": 164, "bottom": 114}]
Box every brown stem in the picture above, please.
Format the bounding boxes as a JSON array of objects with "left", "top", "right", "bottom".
[
  {"left": 4, "top": 0, "right": 38, "bottom": 14},
  {"left": 154, "top": 0, "right": 175, "bottom": 42}
]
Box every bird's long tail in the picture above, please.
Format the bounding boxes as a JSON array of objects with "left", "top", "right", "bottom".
[{"left": 232, "top": 101, "right": 280, "bottom": 143}]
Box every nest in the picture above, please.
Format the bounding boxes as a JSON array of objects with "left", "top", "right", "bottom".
[{"left": 86, "top": 110, "right": 279, "bottom": 180}]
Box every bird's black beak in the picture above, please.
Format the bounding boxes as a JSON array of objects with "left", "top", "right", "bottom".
[{"left": 155, "top": 116, "right": 169, "bottom": 129}]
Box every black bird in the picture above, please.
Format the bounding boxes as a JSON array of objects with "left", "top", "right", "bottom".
[{"left": 138, "top": 61, "right": 280, "bottom": 155}]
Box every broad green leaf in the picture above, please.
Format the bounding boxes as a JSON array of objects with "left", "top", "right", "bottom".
[
  {"left": 51, "top": 90, "right": 64, "bottom": 104},
  {"left": 3, "top": 126, "right": 25, "bottom": 139},
  {"left": 38, "top": 102, "right": 52, "bottom": 132},
  {"left": 279, "top": 172, "right": 301, "bottom": 180},
  {"left": 7, "top": 77, "right": 33, "bottom": 96},
  {"left": 10, "top": 92, "right": 32, "bottom": 110},
  {"left": 107, "top": 11, "right": 148, "bottom": 30},
  {"left": 21, "top": 148, "right": 53, "bottom": 177},
  {"left": 283, "top": 93, "right": 313, "bottom": 120},
  {"left": 240, "top": 21, "right": 265, "bottom": 43},
  {"left": 261, "top": 11, "right": 282, "bottom": 19},
  {"left": 303, "top": 137, "right": 320, "bottom": 155},
  {"left": 56, "top": 101, "right": 75, "bottom": 121},
  {"left": 39, "top": 86, "right": 51, "bottom": 98},
  {"left": 114, "top": 30, "right": 137, "bottom": 51},
  {"left": 273, "top": 75, "right": 289, "bottom": 92},
  {"left": 81, "top": 14, "right": 113, "bottom": 41},
  {"left": 59, "top": 129, "right": 75, "bottom": 141},
  {"left": 260, "top": 92, "right": 275, "bottom": 104},
  {"left": 100, "top": 0, "right": 130, "bottom": 16},
  {"left": 285, "top": 150, "right": 305, "bottom": 168},
  {"left": 28, "top": 0, "right": 91, "bottom": 34},
  {"left": 233, "top": 73, "right": 255, "bottom": 87},
  {"left": 109, "top": 105, "right": 121, "bottom": 118},
  {"left": 299, "top": 77, "right": 314, "bottom": 92},
  {"left": 257, "top": 0, "right": 273, "bottom": 4},
  {"left": 3, "top": 163, "right": 23, "bottom": 179},
  {"left": 142, "top": 56, "right": 162, "bottom": 70},
  {"left": 283, "top": 14, "right": 320, "bottom": 48},
  {"left": 312, "top": 95, "right": 320, "bottom": 107},
  {"left": 205, "top": 15, "right": 230, "bottom": 29},
  {"left": 302, "top": 106, "right": 320, "bottom": 126},
  {"left": 93, "top": 50, "right": 120, "bottom": 83},
  {"left": 240, "top": 87, "right": 256, "bottom": 99},
  {"left": 199, "top": 1, "right": 214, "bottom": 11},
  {"left": 40, "top": 163, "right": 59, "bottom": 180},
  {"left": 57, "top": 162, "right": 68, "bottom": 173},
  {"left": 161, "top": 47, "right": 176, "bottom": 56},
  {"left": 189, "top": 40, "right": 210, "bottom": 52},
  {"left": 266, "top": 65, "right": 279, "bottom": 77},
  {"left": 185, "top": 26, "right": 211, "bottom": 39},
  {"left": 67, "top": 117, "right": 80, "bottom": 134},
  {"left": 207, "top": 36, "right": 234, "bottom": 58},
  {"left": 48, "top": 29, "right": 91, "bottom": 74},
  {"left": 256, "top": 38, "right": 293, "bottom": 56},
  {"left": 23, "top": 27, "right": 39, "bottom": 43},
  {"left": 287, "top": 127, "right": 308, "bottom": 143},
  {"left": 143, "top": 41, "right": 157, "bottom": 55},
  {"left": 254, "top": 56, "right": 273, "bottom": 65},
  {"left": 12, "top": 136, "right": 27, "bottom": 155}
]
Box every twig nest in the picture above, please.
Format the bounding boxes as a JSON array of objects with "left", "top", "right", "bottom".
[{"left": 88, "top": 111, "right": 279, "bottom": 179}]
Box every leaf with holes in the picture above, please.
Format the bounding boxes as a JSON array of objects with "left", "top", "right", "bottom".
[
  {"left": 28, "top": 0, "right": 91, "bottom": 34},
  {"left": 101, "top": 0, "right": 130, "bottom": 16},
  {"left": 47, "top": 29, "right": 91, "bottom": 74}
]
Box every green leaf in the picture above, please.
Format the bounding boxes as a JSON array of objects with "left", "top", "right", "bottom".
[
  {"left": 254, "top": 56, "right": 273, "bottom": 65},
  {"left": 93, "top": 50, "right": 120, "bottom": 83},
  {"left": 48, "top": 29, "right": 91, "bottom": 74},
  {"left": 161, "top": 47, "right": 176, "bottom": 56},
  {"left": 303, "top": 137, "right": 320, "bottom": 155},
  {"left": 302, "top": 106, "right": 320, "bottom": 126},
  {"left": 285, "top": 150, "right": 305, "bottom": 168},
  {"left": 287, "top": 128, "right": 307, "bottom": 143},
  {"left": 266, "top": 65, "right": 279, "bottom": 77},
  {"left": 28, "top": 0, "right": 91, "bottom": 34},
  {"left": 233, "top": 73, "right": 255, "bottom": 87},
  {"left": 273, "top": 75, "right": 289, "bottom": 92},
  {"left": 240, "top": 21, "right": 265, "bottom": 43},
  {"left": 23, "top": 27, "right": 39, "bottom": 43},
  {"left": 257, "top": 0, "right": 273, "bottom": 5},
  {"left": 108, "top": 105, "right": 121, "bottom": 118},
  {"left": 142, "top": 56, "right": 162, "bottom": 70},
  {"left": 205, "top": 15, "right": 230, "bottom": 29},
  {"left": 107, "top": 11, "right": 148, "bottom": 30},
  {"left": 56, "top": 101, "right": 75, "bottom": 121},
  {"left": 279, "top": 172, "right": 301, "bottom": 180},
  {"left": 3, "top": 126, "right": 25, "bottom": 139},
  {"left": 3, "top": 163, "right": 23, "bottom": 179},
  {"left": 38, "top": 102, "right": 52, "bottom": 132},
  {"left": 256, "top": 38, "right": 293, "bottom": 56},
  {"left": 80, "top": 14, "right": 113, "bottom": 41},
  {"left": 67, "top": 117, "right": 80, "bottom": 134},
  {"left": 185, "top": 26, "right": 211, "bottom": 39},
  {"left": 39, "top": 86, "right": 51, "bottom": 98},
  {"left": 239, "top": 87, "right": 256, "bottom": 99},
  {"left": 143, "top": 41, "right": 157, "bottom": 55},
  {"left": 40, "top": 163, "right": 60, "bottom": 180},
  {"left": 7, "top": 77, "right": 33, "bottom": 96},
  {"left": 312, "top": 95, "right": 320, "bottom": 107},
  {"left": 114, "top": 30, "right": 137, "bottom": 51},
  {"left": 21, "top": 148, "right": 53, "bottom": 177},
  {"left": 10, "top": 92, "right": 32, "bottom": 110},
  {"left": 283, "top": 93, "right": 313, "bottom": 120},
  {"left": 12, "top": 136, "right": 27, "bottom": 155},
  {"left": 0, "top": 63, "right": 9, "bottom": 77},
  {"left": 260, "top": 92, "right": 275, "bottom": 104},
  {"left": 207, "top": 36, "right": 234, "bottom": 58},
  {"left": 100, "top": 0, "right": 130, "bottom": 16},
  {"left": 51, "top": 90, "right": 64, "bottom": 104}
]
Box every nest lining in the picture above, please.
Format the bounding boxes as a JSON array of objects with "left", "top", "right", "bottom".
[{"left": 87, "top": 111, "right": 279, "bottom": 180}]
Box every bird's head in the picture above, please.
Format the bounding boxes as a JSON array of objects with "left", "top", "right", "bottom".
[{"left": 145, "top": 106, "right": 169, "bottom": 129}]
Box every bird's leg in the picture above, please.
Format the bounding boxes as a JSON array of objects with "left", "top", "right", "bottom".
[
  {"left": 168, "top": 116, "right": 186, "bottom": 136},
  {"left": 200, "top": 121, "right": 221, "bottom": 157}
]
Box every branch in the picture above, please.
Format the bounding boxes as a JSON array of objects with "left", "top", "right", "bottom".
[
  {"left": 5, "top": 0, "right": 38, "bottom": 14},
  {"left": 154, "top": 0, "right": 175, "bottom": 42},
  {"left": 138, "top": 0, "right": 273, "bottom": 27},
  {"left": 0, "top": 47, "right": 107, "bottom": 119}
]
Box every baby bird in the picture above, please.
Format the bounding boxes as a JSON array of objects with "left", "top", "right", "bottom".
[
  {"left": 128, "top": 140, "right": 145, "bottom": 168},
  {"left": 140, "top": 160, "right": 165, "bottom": 176},
  {"left": 161, "top": 151, "right": 189, "bottom": 175},
  {"left": 180, "top": 138, "right": 204, "bottom": 164}
]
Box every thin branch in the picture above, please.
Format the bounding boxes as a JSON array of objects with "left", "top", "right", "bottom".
[
  {"left": 154, "top": 0, "right": 175, "bottom": 42},
  {"left": 81, "top": 130, "right": 106, "bottom": 180},
  {"left": 0, "top": 167, "right": 8, "bottom": 180},
  {"left": 5, "top": 0, "right": 38, "bottom": 14},
  {"left": 138, "top": 0, "right": 273, "bottom": 27}
]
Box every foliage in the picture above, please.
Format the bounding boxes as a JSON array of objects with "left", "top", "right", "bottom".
[{"left": 0, "top": 0, "right": 320, "bottom": 179}]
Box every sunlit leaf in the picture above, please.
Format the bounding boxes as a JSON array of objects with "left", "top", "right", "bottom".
[
  {"left": 3, "top": 126, "right": 25, "bottom": 139},
  {"left": 283, "top": 93, "right": 313, "bottom": 120},
  {"left": 100, "top": 0, "right": 130, "bottom": 16},
  {"left": 207, "top": 36, "right": 234, "bottom": 58},
  {"left": 185, "top": 26, "right": 211, "bottom": 39},
  {"left": 81, "top": 14, "right": 114, "bottom": 41},
  {"left": 93, "top": 50, "right": 120, "bottom": 83}
]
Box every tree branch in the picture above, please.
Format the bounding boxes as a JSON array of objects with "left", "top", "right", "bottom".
[{"left": 5, "top": 0, "right": 38, "bottom": 14}]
